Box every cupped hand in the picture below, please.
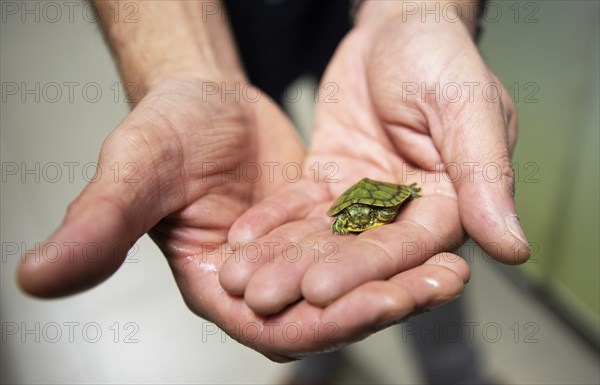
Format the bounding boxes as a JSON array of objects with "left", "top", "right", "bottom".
[
  {"left": 16, "top": 78, "right": 467, "bottom": 361},
  {"left": 220, "top": 9, "right": 529, "bottom": 316},
  {"left": 18, "top": 77, "right": 302, "bottom": 296}
]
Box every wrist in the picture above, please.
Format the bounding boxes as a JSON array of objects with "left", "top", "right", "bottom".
[
  {"left": 95, "top": 0, "right": 245, "bottom": 99},
  {"left": 354, "top": 0, "right": 480, "bottom": 38}
]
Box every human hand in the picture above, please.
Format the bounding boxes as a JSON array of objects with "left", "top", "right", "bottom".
[
  {"left": 15, "top": 0, "right": 384, "bottom": 361},
  {"left": 17, "top": 78, "right": 469, "bottom": 361},
  {"left": 19, "top": 77, "right": 430, "bottom": 361},
  {"left": 350, "top": 0, "right": 530, "bottom": 263},
  {"left": 220, "top": 1, "right": 528, "bottom": 316}
]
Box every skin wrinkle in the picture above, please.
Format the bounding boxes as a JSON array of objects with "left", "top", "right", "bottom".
[
  {"left": 192, "top": 135, "right": 242, "bottom": 166},
  {"left": 319, "top": 113, "right": 391, "bottom": 155},
  {"left": 321, "top": 134, "right": 421, "bottom": 182},
  {"left": 158, "top": 216, "right": 228, "bottom": 243},
  {"left": 459, "top": 146, "right": 514, "bottom": 190},
  {"left": 178, "top": 114, "right": 245, "bottom": 155},
  {"left": 498, "top": 98, "right": 516, "bottom": 150},
  {"left": 194, "top": 191, "right": 244, "bottom": 225},
  {"left": 437, "top": 107, "right": 478, "bottom": 164},
  {"left": 148, "top": 118, "right": 188, "bottom": 196},
  {"left": 372, "top": 117, "right": 412, "bottom": 171},
  {"left": 401, "top": 218, "right": 447, "bottom": 255},
  {"left": 370, "top": 43, "right": 448, "bottom": 164},
  {"left": 353, "top": 237, "right": 401, "bottom": 276},
  {"left": 423, "top": 75, "right": 501, "bottom": 160},
  {"left": 382, "top": 99, "right": 429, "bottom": 134},
  {"left": 310, "top": 152, "right": 392, "bottom": 183},
  {"left": 183, "top": 8, "right": 216, "bottom": 67},
  {"left": 504, "top": 106, "right": 518, "bottom": 154},
  {"left": 136, "top": 109, "right": 187, "bottom": 217},
  {"left": 385, "top": 123, "right": 442, "bottom": 169},
  {"left": 243, "top": 117, "right": 264, "bottom": 204},
  {"left": 140, "top": 95, "right": 248, "bottom": 185},
  {"left": 316, "top": 51, "right": 379, "bottom": 150},
  {"left": 261, "top": 200, "right": 294, "bottom": 235},
  {"left": 88, "top": 193, "right": 140, "bottom": 243},
  {"left": 426, "top": 191, "right": 459, "bottom": 205},
  {"left": 412, "top": 93, "right": 446, "bottom": 152},
  {"left": 245, "top": 195, "right": 313, "bottom": 238},
  {"left": 284, "top": 224, "right": 333, "bottom": 251},
  {"left": 294, "top": 185, "right": 328, "bottom": 213}
]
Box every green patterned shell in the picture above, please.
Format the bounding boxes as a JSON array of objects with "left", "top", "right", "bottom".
[{"left": 327, "top": 178, "right": 420, "bottom": 216}]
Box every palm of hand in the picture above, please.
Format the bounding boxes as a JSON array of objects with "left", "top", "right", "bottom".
[
  {"left": 131, "top": 81, "right": 346, "bottom": 359},
  {"left": 220, "top": 29, "right": 469, "bottom": 330},
  {"left": 21, "top": 79, "right": 350, "bottom": 360},
  {"left": 146, "top": 80, "right": 465, "bottom": 361}
]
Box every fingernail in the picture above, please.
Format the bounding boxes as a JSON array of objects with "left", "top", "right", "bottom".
[{"left": 506, "top": 215, "right": 529, "bottom": 250}]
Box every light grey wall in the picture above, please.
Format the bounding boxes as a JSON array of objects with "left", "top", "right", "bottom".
[
  {"left": 1, "top": 1, "right": 599, "bottom": 384},
  {"left": 479, "top": 0, "right": 600, "bottom": 336}
]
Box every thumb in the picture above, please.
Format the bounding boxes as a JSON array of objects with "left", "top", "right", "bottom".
[
  {"left": 17, "top": 125, "right": 179, "bottom": 297},
  {"left": 437, "top": 91, "right": 530, "bottom": 265}
]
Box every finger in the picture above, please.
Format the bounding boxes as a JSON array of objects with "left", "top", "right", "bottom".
[
  {"left": 302, "top": 193, "right": 463, "bottom": 306},
  {"left": 430, "top": 81, "right": 529, "bottom": 264},
  {"left": 169, "top": 249, "right": 326, "bottom": 361},
  {"left": 228, "top": 181, "right": 328, "bottom": 246},
  {"left": 166, "top": 244, "right": 394, "bottom": 361},
  {"left": 423, "top": 252, "right": 470, "bottom": 284},
  {"left": 320, "top": 253, "right": 467, "bottom": 342},
  {"left": 391, "top": 253, "right": 468, "bottom": 309},
  {"left": 243, "top": 230, "right": 341, "bottom": 315},
  {"left": 219, "top": 218, "right": 330, "bottom": 296},
  {"left": 17, "top": 118, "right": 184, "bottom": 297},
  {"left": 171, "top": 243, "right": 466, "bottom": 361}
]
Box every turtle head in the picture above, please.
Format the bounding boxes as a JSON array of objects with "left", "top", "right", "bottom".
[{"left": 347, "top": 204, "right": 373, "bottom": 226}]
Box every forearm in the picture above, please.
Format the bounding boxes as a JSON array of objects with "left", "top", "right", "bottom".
[
  {"left": 354, "top": 0, "right": 482, "bottom": 38},
  {"left": 94, "top": 0, "right": 244, "bottom": 97}
]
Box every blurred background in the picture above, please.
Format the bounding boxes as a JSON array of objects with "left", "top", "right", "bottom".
[{"left": 1, "top": 1, "right": 598, "bottom": 384}]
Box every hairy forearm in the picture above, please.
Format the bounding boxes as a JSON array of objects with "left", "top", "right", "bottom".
[
  {"left": 354, "top": 0, "right": 481, "bottom": 38},
  {"left": 94, "top": 0, "right": 244, "bottom": 96}
]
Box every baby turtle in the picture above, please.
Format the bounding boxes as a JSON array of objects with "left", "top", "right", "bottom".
[{"left": 327, "top": 178, "right": 421, "bottom": 235}]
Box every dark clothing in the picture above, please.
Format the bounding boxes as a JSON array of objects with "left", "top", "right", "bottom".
[
  {"left": 224, "top": 0, "right": 487, "bottom": 103},
  {"left": 223, "top": 0, "right": 351, "bottom": 102}
]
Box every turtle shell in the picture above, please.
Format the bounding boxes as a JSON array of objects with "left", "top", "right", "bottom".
[{"left": 327, "top": 178, "right": 420, "bottom": 216}]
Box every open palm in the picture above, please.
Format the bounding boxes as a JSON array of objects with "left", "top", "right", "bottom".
[
  {"left": 221, "top": 17, "right": 527, "bottom": 318},
  {"left": 18, "top": 78, "right": 466, "bottom": 361}
]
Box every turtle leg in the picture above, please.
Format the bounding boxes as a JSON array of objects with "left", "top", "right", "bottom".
[
  {"left": 331, "top": 213, "right": 349, "bottom": 235},
  {"left": 408, "top": 183, "right": 422, "bottom": 199},
  {"left": 375, "top": 207, "right": 400, "bottom": 224}
]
